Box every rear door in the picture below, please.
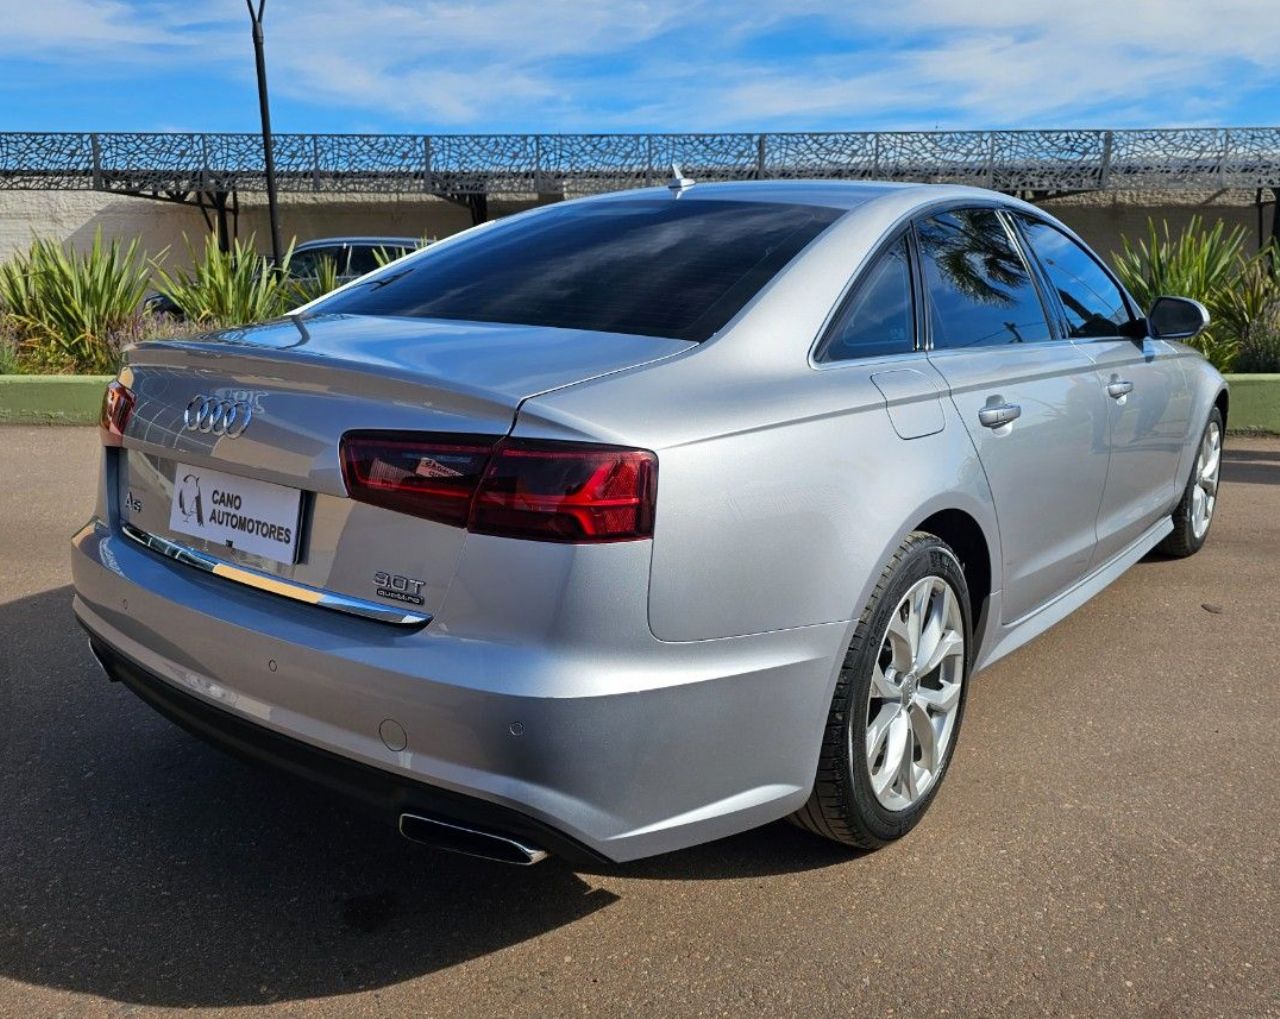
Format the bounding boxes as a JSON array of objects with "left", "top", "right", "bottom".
[
  {"left": 1010, "top": 215, "right": 1193, "bottom": 564},
  {"left": 919, "top": 207, "right": 1111, "bottom": 624}
]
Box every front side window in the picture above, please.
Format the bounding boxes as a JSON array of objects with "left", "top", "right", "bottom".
[
  {"left": 1014, "top": 216, "right": 1133, "bottom": 338},
  {"left": 816, "top": 236, "right": 915, "bottom": 362},
  {"left": 313, "top": 199, "right": 843, "bottom": 342},
  {"left": 917, "top": 209, "right": 1052, "bottom": 349}
]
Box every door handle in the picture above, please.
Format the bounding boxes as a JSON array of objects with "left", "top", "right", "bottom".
[
  {"left": 978, "top": 403, "right": 1022, "bottom": 429},
  {"left": 1107, "top": 380, "right": 1134, "bottom": 399}
]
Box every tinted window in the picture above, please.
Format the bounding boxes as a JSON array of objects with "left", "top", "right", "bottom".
[
  {"left": 291, "top": 246, "right": 345, "bottom": 278},
  {"left": 917, "top": 209, "right": 1052, "bottom": 348},
  {"left": 1015, "top": 216, "right": 1133, "bottom": 338},
  {"left": 348, "top": 245, "right": 410, "bottom": 276},
  {"left": 817, "top": 237, "right": 915, "bottom": 362},
  {"left": 314, "top": 199, "right": 843, "bottom": 342}
]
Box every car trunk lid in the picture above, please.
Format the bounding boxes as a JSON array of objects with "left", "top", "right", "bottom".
[{"left": 114, "top": 314, "right": 688, "bottom": 620}]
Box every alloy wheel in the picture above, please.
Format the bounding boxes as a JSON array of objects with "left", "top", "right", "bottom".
[
  {"left": 1191, "top": 420, "right": 1222, "bottom": 540},
  {"left": 862, "top": 575, "right": 965, "bottom": 811}
]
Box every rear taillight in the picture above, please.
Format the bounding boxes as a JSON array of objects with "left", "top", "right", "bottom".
[
  {"left": 338, "top": 432, "right": 657, "bottom": 543},
  {"left": 471, "top": 440, "right": 656, "bottom": 542},
  {"left": 339, "top": 432, "right": 496, "bottom": 527},
  {"left": 99, "top": 380, "right": 135, "bottom": 447}
]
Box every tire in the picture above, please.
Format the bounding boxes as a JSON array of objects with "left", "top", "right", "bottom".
[
  {"left": 791, "top": 532, "right": 973, "bottom": 850},
  {"left": 1157, "top": 407, "right": 1223, "bottom": 559}
]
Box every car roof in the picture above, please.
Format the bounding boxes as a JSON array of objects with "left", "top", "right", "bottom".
[
  {"left": 582, "top": 179, "right": 1016, "bottom": 213},
  {"left": 295, "top": 236, "right": 420, "bottom": 250}
]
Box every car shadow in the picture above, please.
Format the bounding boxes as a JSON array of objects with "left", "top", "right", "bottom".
[
  {"left": 0, "top": 586, "right": 849, "bottom": 1008},
  {"left": 1221, "top": 446, "right": 1280, "bottom": 487}
]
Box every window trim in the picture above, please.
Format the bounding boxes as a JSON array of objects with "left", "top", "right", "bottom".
[
  {"left": 995, "top": 209, "right": 1064, "bottom": 344},
  {"left": 812, "top": 227, "right": 921, "bottom": 366},
  {"left": 910, "top": 204, "right": 1062, "bottom": 353},
  {"left": 1005, "top": 211, "right": 1143, "bottom": 343}
]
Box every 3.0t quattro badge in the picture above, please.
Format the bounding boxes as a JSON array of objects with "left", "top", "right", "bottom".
[
  {"left": 183, "top": 395, "right": 252, "bottom": 437},
  {"left": 374, "top": 571, "right": 426, "bottom": 606}
]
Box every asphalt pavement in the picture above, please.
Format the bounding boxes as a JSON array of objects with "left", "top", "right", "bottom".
[{"left": 1, "top": 426, "right": 1277, "bottom": 1019}]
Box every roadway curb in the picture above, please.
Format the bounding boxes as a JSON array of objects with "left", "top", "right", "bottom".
[
  {"left": 0, "top": 373, "right": 1276, "bottom": 433},
  {"left": 0, "top": 375, "right": 112, "bottom": 424}
]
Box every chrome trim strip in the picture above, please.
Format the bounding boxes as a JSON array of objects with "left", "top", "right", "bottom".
[{"left": 121, "top": 523, "right": 432, "bottom": 627}]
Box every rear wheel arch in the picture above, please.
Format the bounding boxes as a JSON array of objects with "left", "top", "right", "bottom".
[
  {"left": 912, "top": 508, "right": 993, "bottom": 637},
  {"left": 791, "top": 530, "right": 974, "bottom": 848}
]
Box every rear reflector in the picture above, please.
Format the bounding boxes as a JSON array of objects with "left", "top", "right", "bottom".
[
  {"left": 339, "top": 432, "right": 657, "bottom": 543},
  {"left": 99, "top": 380, "right": 135, "bottom": 447}
]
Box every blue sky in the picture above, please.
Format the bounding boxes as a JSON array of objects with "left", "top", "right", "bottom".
[{"left": 2, "top": 0, "right": 1278, "bottom": 134}]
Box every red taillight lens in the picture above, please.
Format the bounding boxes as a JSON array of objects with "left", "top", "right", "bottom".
[
  {"left": 471, "top": 439, "right": 657, "bottom": 542},
  {"left": 338, "top": 432, "right": 657, "bottom": 543},
  {"left": 99, "top": 380, "right": 135, "bottom": 447},
  {"left": 339, "top": 432, "right": 497, "bottom": 527}
]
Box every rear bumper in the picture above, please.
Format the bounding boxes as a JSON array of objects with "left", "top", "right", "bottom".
[
  {"left": 84, "top": 633, "right": 602, "bottom": 865},
  {"left": 72, "top": 517, "right": 847, "bottom": 862}
]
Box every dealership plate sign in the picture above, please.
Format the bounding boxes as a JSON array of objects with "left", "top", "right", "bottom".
[{"left": 168, "top": 463, "right": 302, "bottom": 564}]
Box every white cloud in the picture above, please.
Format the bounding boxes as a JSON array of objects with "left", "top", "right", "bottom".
[
  {"left": 0, "top": 0, "right": 174, "bottom": 53},
  {"left": 2, "top": 0, "right": 1278, "bottom": 129}
]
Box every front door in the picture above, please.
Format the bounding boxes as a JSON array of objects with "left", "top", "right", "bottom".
[
  {"left": 1080, "top": 337, "right": 1192, "bottom": 561},
  {"left": 1010, "top": 214, "right": 1194, "bottom": 565},
  {"left": 917, "top": 208, "right": 1112, "bottom": 624}
]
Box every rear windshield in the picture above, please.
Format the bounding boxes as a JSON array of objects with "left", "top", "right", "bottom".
[{"left": 313, "top": 199, "right": 843, "bottom": 342}]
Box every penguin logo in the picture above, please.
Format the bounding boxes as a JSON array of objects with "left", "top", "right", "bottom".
[{"left": 176, "top": 473, "right": 204, "bottom": 526}]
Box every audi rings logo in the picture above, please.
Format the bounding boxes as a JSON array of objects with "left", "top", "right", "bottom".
[{"left": 183, "top": 395, "right": 252, "bottom": 437}]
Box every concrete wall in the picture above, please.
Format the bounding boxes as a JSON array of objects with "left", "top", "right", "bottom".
[
  {"left": 0, "top": 190, "right": 550, "bottom": 272},
  {"left": 1, "top": 186, "right": 1274, "bottom": 275},
  {"left": 1041, "top": 189, "right": 1277, "bottom": 259}
]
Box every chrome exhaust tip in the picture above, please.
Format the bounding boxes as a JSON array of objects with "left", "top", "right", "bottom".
[{"left": 398, "top": 813, "right": 548, "bottom": 866}]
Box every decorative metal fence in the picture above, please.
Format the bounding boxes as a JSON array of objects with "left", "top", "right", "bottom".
[{"left": 1, "top": 128, "right": 1278, "bottom": 195}]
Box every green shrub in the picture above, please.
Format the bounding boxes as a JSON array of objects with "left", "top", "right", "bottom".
[
  {"left": 1233, "top": 302, "right": 1280, "bottom": 373},
  {"left": 1111, "top": 216, "right": 1253, "bottom": 371},
  {"left": 289, "top": 254, "right": 342, "bottom": 306},
  {"left": 1111, "top": 218, "right": 1280, "bottom": 373},
  {"left": 0, "top": 229, "right": 154, "bottom": 373},
  {"left": 153, "top": 234, "right": 298, "bottom": 327},
  {"left": 0, "top": 317, "right": 22, "bottom": 374},
  {"left": 1221, "top": 245, "right": 1280, "bottom": 373}
]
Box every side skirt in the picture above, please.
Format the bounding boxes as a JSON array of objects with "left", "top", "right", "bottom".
[{"left": 973, "top": 516, "right": 1173, "bottom": 673}]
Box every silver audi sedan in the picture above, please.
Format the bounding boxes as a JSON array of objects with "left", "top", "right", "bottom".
[{"left": 73, "top": 180, "right": 1227, "bottom": 864}]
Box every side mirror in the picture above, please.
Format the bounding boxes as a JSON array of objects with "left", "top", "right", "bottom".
[{"left": 1148, "top": 296, "right": 1210, "bottom": 341}]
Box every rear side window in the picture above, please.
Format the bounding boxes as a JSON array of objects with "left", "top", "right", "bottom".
[
  {"left": 348, "top": 245, "right": 410, "bottom": 276},
  {"left": 816, "top": 236, "right": 915, "bottom": 362},
  {"left": 292, "top": 246, "right": 346, "bottom": 278},
  {"left": 917, "top": 209, "right": 1053, "bottom": 348},
  {"left": 1014, "top": 216, "right": 1134, "bottom": 338},
  {"left": 314, "top": 199, "right": 843, "bottom": 342}
]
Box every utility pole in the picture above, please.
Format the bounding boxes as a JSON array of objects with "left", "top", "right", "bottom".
[{"left": 246, "top": 0, "right": 283, "bottom": 267}]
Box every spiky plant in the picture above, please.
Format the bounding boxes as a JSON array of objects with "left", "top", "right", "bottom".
[
  {"left": 152, "top": 234, "right": 297, "bottom": 327},
  {"left": 1220, "top": 244, "right": 1280, "bottom": 373},
  {"left": 1112, "top": 216, "right": 1251, "bottom": 371},
  {"left": 0, "top": 229, "right": 153, "bottom": 372},
  {"left": 289, "top": 254, "right": 342, "bottom": 306}
]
